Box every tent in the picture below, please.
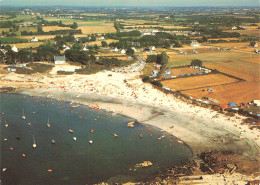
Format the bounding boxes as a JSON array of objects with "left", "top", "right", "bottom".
[
  {"left": 229, "top": 102, "right": 236, "bottom": 107},
  {"left": 207, "top": 88, "right": 213, "bottom": 91},
  {"left": 164, "top": 74, "right": 169, "bottom": 77}
]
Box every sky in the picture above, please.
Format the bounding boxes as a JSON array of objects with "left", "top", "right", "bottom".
[{"left": 0, "top": 0, "right": 259, "bottom": 7}]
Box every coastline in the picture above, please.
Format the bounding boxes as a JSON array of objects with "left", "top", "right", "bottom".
[{"left": 16, "top": 86, "right": 260, "bottom": 158}]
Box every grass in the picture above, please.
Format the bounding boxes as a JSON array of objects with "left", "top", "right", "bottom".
[
  {"left": 142, "top": 63, "right": 155, "bottom": 76},
  {"left": 15, "top": 42, "right": 43, "bottom": 49},
  {"left": 27, "top": 63, "right": 54, "bottom": 73}
]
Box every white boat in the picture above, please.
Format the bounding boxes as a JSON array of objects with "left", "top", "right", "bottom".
[
  {"left": 89, "top": 140, "right": 93, "bottom": 144},
  {"left": 47, "top": 118, "right": 51, "bottom": 127},
  {"left": 22, "top": 109, "right": 26, "bottom": 120},
  {"left": 33, "top": 134, "right": 37, "bottom": 149},
  {"left": 73, "top": 137, "right": 77, "bottom": 141}
]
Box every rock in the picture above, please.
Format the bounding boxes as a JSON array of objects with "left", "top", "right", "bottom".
[{"left": 135, "top": 161, "right": 153, "bottom": 167}]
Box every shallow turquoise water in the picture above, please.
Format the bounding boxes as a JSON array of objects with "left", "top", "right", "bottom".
[{"left": 0, "top": 93, "right": 192, "bottom": 184}]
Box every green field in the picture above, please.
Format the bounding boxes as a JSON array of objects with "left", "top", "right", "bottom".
[{"left": 0, "top": 37, "right": 28, "bottom": 44}]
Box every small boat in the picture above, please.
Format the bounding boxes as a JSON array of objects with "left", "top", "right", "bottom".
[
  {"left": 22, "top": 153, "right": 26, "bottom": 157},
  {"left": 2, "top": 168, "right": 7, "bottom": 172},
  {"left": 73, "top": 137, "right": 77, "bottom": 141},
  {"left": 158, "top": 136, "right": 166, "bottom": 140},
  {"left": 51, "top": 139, "right": 56, "bottom": 144},
  {"left": 113, "top": 133, "right": 118, "bottom": 138},
  {"left": 69, "top": 129, "right": 74, "bottom": 133},
  {"left": 33, "top": 134, "right": 37, "bottom": 149},
  {"left": 47, "top": 118, "right": 51, "bottom": 128},
  {"left": 127, "top": 121, "right": 135, "bottom": 128},
  {"left": 89, "top": 140, "right": 93, "bottom": 144},
  {"left": 90, "top": 129, "right": 94, "bottom": 133},
  {"left": 16, "top": 136, "right": 21, "bottom": 140},
  {"left": 178, "top": 140, "right": 184, "bottom": 144},
  {"left": 47, "top": 169, "right": 53, "bottom": 172},
  {"left": 70, "top": 105, "right": 80, "bottom": 108},
  {"left": 139, "top": 134, "right": 143, "bottom": 138},
  {"left": 22, "top": 109, "right": 26, "bottom": 120}
]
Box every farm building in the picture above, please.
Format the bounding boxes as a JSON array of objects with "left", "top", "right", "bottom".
[
  {"left": 54, "top": 56, "right": 66, "bottom": 65},
  {"left": 190, "top": 41, "right": 200, "bottom": 47},
  {"left": 31, "top": 37, "right": 38, "bottom": 42}
]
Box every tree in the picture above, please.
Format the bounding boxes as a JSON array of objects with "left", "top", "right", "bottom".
[
  {"left": 160, "top": 52, "right": 169, "bottom": 66},
  {"left": 191, "top": 59, "right": 203, "bottom": 67},
  {"left": 101, "top": 41, "right": 108, "bottom": 47},
  {"left": 71, "top": 22, "right": 78, "bottom": 29},
  {"left": 126, "top": 48, "right": 134, "bottom": 56}
]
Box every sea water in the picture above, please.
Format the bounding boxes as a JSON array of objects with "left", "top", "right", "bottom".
[{"left": 0, "top": 93, "right": 192, "bottom": 184}]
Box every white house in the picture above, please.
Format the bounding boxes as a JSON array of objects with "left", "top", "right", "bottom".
[
  {"left": 252, "top": 100, "right": 260, "bottom": 106},
  {"left": 190, "top": 41, "right": 200, "bottom": 47},
  {"left": 149, "top": 46, "right": 156, "bottom": 51},
  {"left": 231, "top": 26, "right": 237, "bottom": 30},
  {"left": 82, "top": 45, "right": 89, "bottom": 51},
  {"left": 111, "top": 48, "right": 119, "bottom": 52},
  {"left": 54, "top": 56, "right": 66, "bottom": 65},
  {"left": 96, "top": 36, "right": 105, "bottom": 41},
  {"left": 31, "top": 37, "right": 38, "bottom": 42},
  {"left": 119, "top": 49, "right": 126, "bottom": 54},
  {"left": 131, "top": 47, "right": 137, "bottom": 52},
  {"left": 63, "top": 46, "right": 70, "bottom": 51},
  {"left": 12, "top": 45, "right": 18, "bottom": 52}
]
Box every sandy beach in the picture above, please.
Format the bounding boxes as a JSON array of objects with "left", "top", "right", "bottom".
[{"left": 1, "top": 59, "right": 259, "bottom": 160}]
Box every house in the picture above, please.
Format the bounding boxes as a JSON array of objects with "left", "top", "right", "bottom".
[
  {"left": 111, "top": 48, "right": 119, "bottom": 52},
  {"left": 30, "top": 37, "right": 38, "bottom": 42},
  {"left": 231, "top": 26, "right": 237, "bottom": 30},
  {"left": 119, "top": 49, "right": 126, "bottom": 54},
  {"left": 250, "top": 42, "right": 258, "bottom": 48},
  {"left": 252, "top": 100, "right": 260, "bottom": 106},
  {"left": 131, "top": 47, "right": 137, "bottom": 52},
  {"left": 149, "top": 46, "right": 156, "bottom": 51},
  {"left": 190, "top": 41, "right": 200, "bottom": 47},
  {"left": 54, "top": 56, "right": 66, "bottom": 65},
  {"left": 82, "top": 45, "right": 89, "bottom": 51},
  {"left": 12, "top": 45, "right": 18, "bottom": 52},
  {"left": 96, "top": 36, "right": 105, "bottom": 41},
  {"left": 63, "top": 46, "right": 70, "bottom": 51}
]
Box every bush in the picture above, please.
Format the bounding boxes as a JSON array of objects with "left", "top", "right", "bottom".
[
  {"left": 191, "top": 59, "right": 203, "bottom": 67},
  {"left": 151, "top": 80, "right": 163, "bottom": 88},
  {"left": 142, "top": 75, "right": 150, "bottom": 82},
  {"left": 57, "top": 71, "right": 74, "bottom": 75}
]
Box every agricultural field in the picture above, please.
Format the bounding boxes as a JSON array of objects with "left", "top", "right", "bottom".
[
  {"left": 182, "top": 81, "right": 259, "bottom": 105},
  {"left": 161, "top": 73, "right": 238, "bottom": 91},
  {"left": 42, "top": 26, "right": 72, "bottom": 32},
  {"left": 20, "top": 35, "right": 56, "bottom": 40},
  {"left": 167, "top": 67, "right": 200, "bottom": 77},
  {"left": 225, "top": 30, "right": 260, "bottom": 37},
  {"left": 15, "top": 42, "right": 44, "bottom": 49},
  {"left": 79, "top": 25, "right": 116, "bottom": 34},
  {"left": 87, "top": 39, "right": 117, "bottom": 46}
]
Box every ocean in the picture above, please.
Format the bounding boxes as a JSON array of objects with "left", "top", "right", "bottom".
[{"left": 0, "top": 93, "right": 192, "bottom": 184}]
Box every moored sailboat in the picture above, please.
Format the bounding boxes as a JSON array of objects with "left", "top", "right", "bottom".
[
  {"left": 22, "top": 109, "right": 26, "bottom": 120},
  {"left": 33, "top": 134, "right": 37, "bottom": 149}
]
